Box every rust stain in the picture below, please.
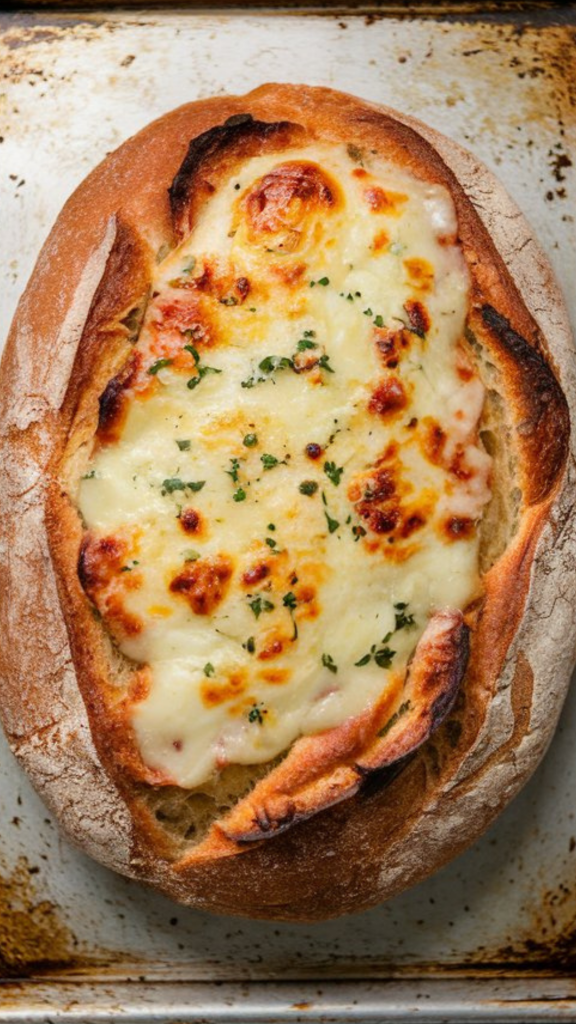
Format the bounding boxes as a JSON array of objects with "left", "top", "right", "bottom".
[{"left": 0, "top": 856, "right": 77, "bottom": 979}]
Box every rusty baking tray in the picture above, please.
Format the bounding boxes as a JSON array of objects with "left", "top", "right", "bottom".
[{"left": 1, "top": 2, "right": 575, "bottom": 1020}]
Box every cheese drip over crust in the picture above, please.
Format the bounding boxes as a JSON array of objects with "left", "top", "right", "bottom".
[{"left": 78, "top": 144, "right": 492, "bottom": 789}]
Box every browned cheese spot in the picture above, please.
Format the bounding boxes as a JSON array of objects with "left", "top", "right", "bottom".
[
  {"left": 78, "top": 534, "right": 143, "bottom": 638},
  {"left": 371, "top": 228, "right": 390, "bottom": 252},
  {"left": 404, "top": 298, "right": 431, "bottom": 337},
  {"left": 258, "top": 668, "right": 290, "bottom": 685},
  {"left": 403, "top": 258, "right": 434, "bottom": 293},
  {"left": 179, "top": 508, "right": 204, "bottom": 535},
  {"left": 374, "top": 325, "right": 413, "bottom": 369},
  {"left": 442, "top": 516, "right": 475, "bottom": 542},
  {"left": 169, "top": 554, "right": 233, "bottom": 615},
  {"left": 201, "top": 670, "right": 247, "bottom": 708},
  {"left": 243, "top": 161, "right": 341, "bottom": 252},
  {"left": 368, "top": 378, "right": 408, "bottom": 419},
  {"left": 363, "top": 186, "right": 407, "bottom": 215},
  {"left": 242, "top": 561, "right": 271, "bottom": 587}
]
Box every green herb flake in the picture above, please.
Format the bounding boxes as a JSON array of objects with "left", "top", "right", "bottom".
[
  {"left": 322, "top": 653, "right": 338, "bottom": 674},
  {"left": 161, "top": 478, "right": 205, "bottom": 495},
  {"left": 243, "top": 636, "right": 256, "bottom": 654},
  {"left": 374, "top": 646, "right": 396, "bottom": 669},
  {"left": 373, "top": 315, "right": 385, "bottom": 329},
  {"left": 183, "top": 549, "right": 200, "bottom": 562},
  {"left": 297, "top": 338, "right": 318, "bottom": 351},
  {"left": 265, "top": 537, "right": 277, "bottom": 549},
  {"left": 299, "top": 480, "right": 319, "bottom": 496},
  {"left": 363, "top": 308, "right": 373, "bottom": 317},
  {"left": 267, "top": 523, "right": 276, "bottom": 531},
  {"left": 324, "top": 510, "right": 340, "bottom": 534},
  {"left": 378, "top": 700, "right": 411, "bottom": 738},
  {"left": 248, "top": 703, "right": 267, "bottom": 725},
  {"left": 226, "top": 458, "right": 241, "bottom": 483},
  {"left": 261, "top": 453, "right": 285, "bottom": 471},
  {"left": 318, "top": 354, "right": 335, "bottom": 374},
  {"left": 318, "top": 277, "right": 330, "bottom": 286},
  {"left": 176, "top": 439, "right": 191, "bottom": 451},
  {"left": 248, "top": 596, "right": 275, "bottom": 619},
  {"left": 148, "top": 357, "right": 173, "bottom": 376},
  {"left": 243, "top": 433, "right": 258, "bottom": 448},
  {"left": 187, "top": 365, "right": 222, "bottom": 390},
  {"left": 82, "top": 470, "right": 96, "bottom": 480},
  {"left": 394, "top": 602, "right": 416, "bottom": 631},
  {"left": 184, "top": 343, "right": 200, "bottom": 364},
  {"left": 323, "top": 461, "right": 344, "bottom": 487},
  {"left": 354, "top": 653, "right": 371, "bottom": 667},
  {"left": 283, "top": 592, "right": 297, "bottom": 610},
  {"left": 203, "top": 662, "right": 215, "bottom": 677},
  {"left": 233, "top": 487, "right": 247, "bottom": 502}
]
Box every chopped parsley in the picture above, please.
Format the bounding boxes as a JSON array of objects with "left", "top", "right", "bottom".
[
  {"left": 394, "top": 602, "right": 416, "bottom": 631},
  {"left": 322, "top": 653, "right": 338, "bottom": 674},
  {"left": 363, "top": 308, "right": 373, "bottom": 317},
  {"left": 248, "top": 703, "right": 267, "bottom": 725},
  {"left": 148, "top": 357, "right": 173, "bottom": 376},
  {"left": 82, "top": 469, "right": 96, "bottom": 480},
  {"left": 378, "top": 700, "right": 412, "bottom": 738},
  {"left": 265, "top": 537, "right": 277, "bottom": 548},
  {"left": 184, "top": 344, "right": 222, "bottom": 388},
  {"left": 243, "top": 636, "right": 256, "bottom": 654},
  {"left": 318, "top": 354, "right": 335, "bottom": 373},
  {"left": 299, "top": 480, "right": 319, "bottom": 496},
  {"left": 297, "top": 338, "right": 318, "bottom": 351},
  {"left": 310, "top": 276, "right": 330, "bottom": 287},
  {"left": 354, "top": 643, "right": 396, "bottom": 668},
  {"left": 283, "top": 592, "right": 297, "bottom": 610},
  {"left": 241, "top": 354, "right": 294, "bottom": 389},
  {"left": 373, "top": 315, "right": 385, "bottom": 329},
  {"left": 352, "top": 524, "right": 367, "bottom": 542},
  {"left": 161, "top": 478, "right": 205, "bottom": 495},
  {"left": 233, "top": 487, "right": 246, "bottom": 502},
  {"left": 267, "top": 523, "right": 276, "bottom": 531},
  {"left": 248, "top": 595, "right": 275, "bottom": 619},
  {"left": 120, "top": 560, "right": 139, "bottom": 573},
  {"left": 226, "top": 458, "right": 241, "bottom": 483},
  {"left": 203, "top": 662, "right": 215, "bottom": 677},
  {"left": 261, "top": 453, "right": 286, "bottom": 471},
  {"left": 324, "top": 461, "right": 344, "bottom": 486},
  {"left": 175, "top": 439, "right": 191, "bottom": 451},
  {"left": 243, "top": 433, "right": 258, "bottom": 448},
  {"left": 325, "top": 510, "right": 340, "bottom": 534},
  {"left": 187, "top": 365, "right": 222, "bottom": 390}
]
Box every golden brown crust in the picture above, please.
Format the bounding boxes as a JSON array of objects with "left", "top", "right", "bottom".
[{"left": 1, "top": 84, "right": 575, "bottom": 920}]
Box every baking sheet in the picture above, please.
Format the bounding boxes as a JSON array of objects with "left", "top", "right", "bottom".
[{"left": 1, "top": 4, "right": 575, "bottom": 1019}]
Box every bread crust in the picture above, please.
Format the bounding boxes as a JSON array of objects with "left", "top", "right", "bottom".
[{"left": 1, "top": 84, "right": 575, "bottom": 920}]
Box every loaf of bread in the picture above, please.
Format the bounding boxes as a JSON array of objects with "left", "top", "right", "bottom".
[{"left": 1, "top": 84, "right": 574, "bottom": 920}]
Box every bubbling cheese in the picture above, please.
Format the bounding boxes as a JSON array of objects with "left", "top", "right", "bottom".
[{"left": 78, "top": 144, "right": 491, "bottom": 789}]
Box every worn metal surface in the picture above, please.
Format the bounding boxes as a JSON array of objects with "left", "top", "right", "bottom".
[{"left": 0, "top": 4, "right": 575, "bottom": 1019}]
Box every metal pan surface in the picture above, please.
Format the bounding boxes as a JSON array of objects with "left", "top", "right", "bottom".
[{"left": 0, "top": 3, "right": 575, "bottom": 1020}]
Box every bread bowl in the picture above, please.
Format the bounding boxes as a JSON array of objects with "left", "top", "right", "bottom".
[{"left": 1, "top": 82, "right": 575, "bottom": 921}]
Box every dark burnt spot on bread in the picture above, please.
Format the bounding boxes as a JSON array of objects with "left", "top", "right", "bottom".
[
  {"left": 480, "top": 304, "right": 569, "bottom": 505},
  {"left": 96, "top": 355, "right": 140, "bottom": 443},
  {"left": 169, "top": 555, "right": 233, "bottom": 615},
  {"left": 169, "top": 115, "right": 305, "bottom": 237},
  {"left": 368, "top": 378, "right": 408, "bottom": 419}
]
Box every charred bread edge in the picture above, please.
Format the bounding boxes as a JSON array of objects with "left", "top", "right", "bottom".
[{"left": 0, "top": 84, "right": 574, "bottom": 920}]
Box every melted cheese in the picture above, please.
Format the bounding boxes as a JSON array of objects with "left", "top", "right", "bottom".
[{"left": 78, "top": 144, "right": 491, "bottom": 788}]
